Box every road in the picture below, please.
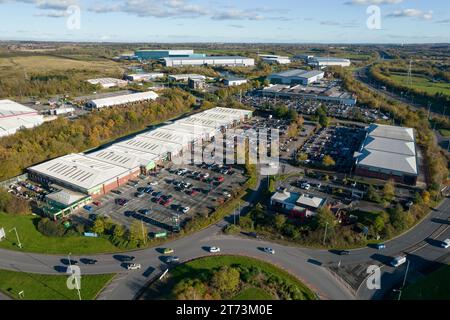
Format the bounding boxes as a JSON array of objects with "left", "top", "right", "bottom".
[{"left": 0, "top": 196, "right": 448, "bottom": 300}]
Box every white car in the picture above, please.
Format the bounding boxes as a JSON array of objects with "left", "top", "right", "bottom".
[
  {"left": 223, "top": 192, "right": 231, "bottom": 198},
  {"left": 182, "top": 207, "right": 190, "bottom": 214},
  {"left": 150, "top": 181, "right": 159, "bottom": 186},
  {"left": 209, "top": 247, "right": 221, "bottom": 253},
  {"left": 264, "top": 247, "right": 275, "bottom": 255},
  {"left": 301, "top": 183, "right": 311, "bottom": 190},
  {"left": 441, "top": 239, "right": 450, "bottom": 249},
  {"left": 127, "top": 263, "right": 141, "bottom": 270}
]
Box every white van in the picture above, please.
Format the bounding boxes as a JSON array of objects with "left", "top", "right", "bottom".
[{"left": 390, "top": 256, "right": 407, "bottom": 268}]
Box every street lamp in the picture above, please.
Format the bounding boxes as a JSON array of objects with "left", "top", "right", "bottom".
[{"left": 9, "top": 227, "right": 22, "bottom": 249}]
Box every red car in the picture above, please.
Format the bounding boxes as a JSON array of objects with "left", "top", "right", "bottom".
[
  {"left": 188, "top": 189, "right": 199, "bottom": 196},
  {"left": 216, "top": 176, "right": 225, "bottom": 183},
  {"left": 93, "top": 201, "right": 102, "bottom": 206},
  {"left": 161, "top": 198, "right": 173, "bottom": 207}
]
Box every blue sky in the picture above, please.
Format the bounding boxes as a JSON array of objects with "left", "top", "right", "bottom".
[{"left": 0, "top": 0, "right": 448, "bottom": 43}]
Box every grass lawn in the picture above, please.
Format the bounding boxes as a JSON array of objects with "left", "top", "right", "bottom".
[
  {"left": 0, "top": 269, "right": 115, "bottom": 300},
  {"left": 402, "top": 264, "right": 450, "bottom": 300},
  {"left": 0, "top": 212, "right": 120, "bottom": 254},
  {"left": 232, "top": 287, "right": 274, "bottom": 300},
  {"left": 145, "top": 255, "right": 316, "bottom": 300},
  {"left": 389, "top": 72, "right": 450, "bottom": 96},
  {"left": 0, "top": 55, "right": 122, "bottom": 75}
]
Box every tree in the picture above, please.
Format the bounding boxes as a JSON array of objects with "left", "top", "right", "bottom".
[
  {"left": 297, "top": 153, "right": 308, "bottom": 162},
  {"left": 92, "top": 218, "right": 105, "bottom": 235},
  {"left": 274, "top": 214, "right": 287, "bottom": 230},
  {"left": 366, "top": 185, "right": 382, "bottom": 203},
  {"left": 211, "top": 266, "right": 240, "bottom": 295},
  {"left": 174, "top": 279, "right": 207, "bottom": 300},
  {"left": 129, "top": 221, "right": 147, "bottom": 245},
  {"left": 316, "top": 206, "right": 337, "bottom": 234},
  {"left": 372, "top": 211, "right": 389, "bottom": 235},
  {"left": 112, "top": 224, "right": 125, "bottom": 240},
  {"left": 239, "top": 215, "right": 254, "bottom": 230},
  {"left": 383, "top": 179, "right": 396, "bottom": 202},
  {"left": 322, "top": 155, "right": 336, "bottom": 167},
  {"left": 421, "top": 191, "right": 431, "bottom": 205}
]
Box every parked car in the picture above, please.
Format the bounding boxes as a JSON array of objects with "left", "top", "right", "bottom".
[
  {"left": 223, "top": 192, "right": 231, "bottom": 198},
  {"left": 127, "top": 263, "right": 141, "bottom": 270},
  {"left": 264, "top": 247, "right": 275, "bottom": 255},
  {"left": 375, "top": 243, "right": 386, "bottom": 250},
  {"left": 150, "top": 181, "right": 159, "bottom": 186},
  {"left": 135, "top": 192, "right": 145, "bottom": 198},
  {"left": 441, "top": 239, "right": 450, "bottom": 249},
  {"left": 163, "top": 248, "right": 174, "bottom": 255},
  {"left": 166, "top": 256, "right": 180, "bottom": 263},
  {"left": 138, "top": 209, "right": 151, "bottom": 215},
  {"left": 181, "top": 207, "right": 190, "bottom": 214},
  {"left": 83, "top": 205, "right": 94, "bottom": 213},
  {"left": 209, "top": 247, "right": 221, "bottom": 253},
  {"left": 93, "top": 201, "right": 101, "bottom": 206},
  {"left": 339, "top": 250, "right": 351, "bottom": 256}
]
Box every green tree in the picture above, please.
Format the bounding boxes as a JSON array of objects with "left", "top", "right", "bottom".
[
  {"left": 112, "top": 224, "right": 125, "bottom": 240},
  {"left": 174, "top": 279, "right": 207, "bottom": 300},
  {"left": 129, "top": 221, "right": 147, "bottom": 245},
  {"left": 92, "top": 218, "right": 105, "bottom": 235},
  {"left": 322, "top": 155, "right": 336, "bottom": 167},
  {"left": 274, "top": 214, "right": 287, "bottom": 230},
  {"left": 316, "top": 206, "right": 337, "bottom": 235},
  {"left": 383, "top": 179, "right": 396, "bottom": 202},
  {"left": 366, "top": 185, "right": 382, "bottom": 203},
  {"left": 211, "top": 266, "right": 240, "bottom": 295},
  {"left": 297, "top": 153, "right": 308, "bottom": 162},
  {"left": 239, "top": 215, "right": 254, "bottom": 230}
]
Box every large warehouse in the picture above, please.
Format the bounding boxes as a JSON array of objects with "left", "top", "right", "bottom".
[
  {"left": 268, "top": 69, "right": 325, "bottom": 85},
  {"left": 354, "top": 124, "right": 418, "bottom": 185},
  {"left": 259, "top": 54, "right": 291, "bottom": 65},
  {"left": 135, "top": 49, "right": 206, "bottom": 60},
  {"left": 28, "top": 107, "right": 253, "bottom": 198},
  {"left": 163, "top": 56, "right": 255, "bottom": 67},
  {"left": 308, "top": 57, "right": 351, "bottom": 68},
  {"left": 0, "top": 99, "right": 44, "bottom": 138},
  {"left": 86, "top": 91, "right": 159, "bottom": 109},
  {"left": 86, "top": 78, "right": 128, "bottom": 88}
]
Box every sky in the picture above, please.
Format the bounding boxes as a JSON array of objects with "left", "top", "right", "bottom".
[{"left": 0, "top": 0, "right": 448, "bottom": 43}]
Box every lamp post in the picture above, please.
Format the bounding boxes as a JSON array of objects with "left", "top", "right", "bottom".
[
  {"left": 9, "top": 227, "right": 22, "bottom": 249},
  {"left": 323, "top": 222, "right": 329, "bottom": 246}
]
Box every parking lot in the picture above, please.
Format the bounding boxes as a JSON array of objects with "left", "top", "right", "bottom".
[
  {"left": 241, "top": 93, "right": 391, "bottom": 123},
  {"left": 297, "top": 125, "right": 366, "bottom": 173},
  {"left": 76, "top": 162, "right": 247, "bottom": 235}
]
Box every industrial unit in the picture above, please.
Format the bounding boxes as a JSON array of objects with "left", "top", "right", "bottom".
[
  {"left": 163, "top": 56, "right": 255, "bottom": 67},
  {"left": 86, "top": 78, "right": 128, "bottom": 88},
  {"left": 259, "top": 54, "right": 291, "bottom": 65},
  {"left": 268, "top": 69, "right": 325, "bottom": 85},
  {"left": 354, "top": 124, "right": 418, "bottom": 185},
  {"left": 308, "top": 57, "right": 351, "bottom": 68},
  {"left": 86, "top": 91, "right": 159, "bottom": 109},
  {"left": 126, "top": 73, "right": 165, "bottom": 82},
  {"left": 224, "top": 77, "right": 248, "bottom": 86},
  {"left": 28, "top": 107, "right": 253, "bottom": 199},
  {"left": 261, "top": 84, "right": 357, "bottom": 105},
  {"left": 134, "top": 49, "right": 206, "bottom": 60},
  {"left": 0, "top": 99, "right": 44, "bottom": 137},
  {"left": 168, "top": 74, "right": 207, "bottom": 82}
]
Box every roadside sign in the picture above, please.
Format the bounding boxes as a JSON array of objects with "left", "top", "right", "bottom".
[{"left": 0, "top": 227, "right": 5, "bottom": 241}]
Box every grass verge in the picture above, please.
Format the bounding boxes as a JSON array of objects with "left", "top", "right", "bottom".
[
  {"left": 402, "top": 264, "right": 450, "bottom": 300},
  {"left": 0, "top": 269, "right": 115, "bottom": 300}
]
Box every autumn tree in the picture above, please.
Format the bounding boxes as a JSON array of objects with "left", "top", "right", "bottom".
[
  {"left": 322, "top": 155, "right": 336, "bottom": 167},
  {"left": 211, "top": 266, "right": 240, "bottom": 295}
]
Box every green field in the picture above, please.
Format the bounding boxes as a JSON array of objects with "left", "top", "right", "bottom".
[
  {"left": 232, "top": 287, "right": 274, "bottom": 300},
  {"left": 0, "top": 213, "right": 120, "bottom": 254},
  {"left": 402, "top": 264, "right": 450, "bottom": 300},
  {"left": 145, "top": 255, "right": 316, "bottom": 300},
  {"left": 439, "top": 129, "right": 450, "bottom": 137},
  {"left": 0, "top": 269, "right": 115, "bottom": 300},
  {"left": 389, "top": 72, "right": 450, "bottom": 96}
]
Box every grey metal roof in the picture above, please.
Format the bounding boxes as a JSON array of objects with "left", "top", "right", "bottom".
[
  {"left": 362, "top": 136, "right": 416, "bottom": 156},
  {"left": 164, "top": 56, "right": 251, "bottom": 61},
  {"left": 367, "top": 124, "right": 414, "bottom": 142},
  {"left": 272, "top": 69, "right": 324, "bottom": 79},
  {"left": 355, "top": 149, "right": 418, "bottom": 175}
]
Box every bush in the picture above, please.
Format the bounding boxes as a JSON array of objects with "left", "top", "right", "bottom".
[
  {"left": 37, "top": 218, "right": 67, "bottom": 237},
  {"left": 223, "top": 224, "right": 241, "bottom": 235}
]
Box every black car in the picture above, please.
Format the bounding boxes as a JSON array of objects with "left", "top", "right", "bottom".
[
  {"left": 81, "top": 258, "right": 97, "bottom": 265},
  {"left": 339, "top": 250, "right": 351, "bottom": 256}
]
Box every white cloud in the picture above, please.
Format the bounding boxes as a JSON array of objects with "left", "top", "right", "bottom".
[
  {"left": 344, "top": 0, "right": 403, "bottom": 5},
  {"left": 387, "top": 8, "right": 433, "bottom": 20}
]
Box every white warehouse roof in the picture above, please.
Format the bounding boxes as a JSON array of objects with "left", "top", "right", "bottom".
[
  {"left": 28, "top": 153, "right": 131, "bottom": 192},
  {"left": 85, "top": 145, "right": 159, "bottom": 170},
  {"left": 0, "top": 100, "right": 44, "bottom": 138},
  {"left": 355, "top": 124, "right": 418, "bottom": 176},
  {"left": 87, "top": 91, "right": 158, "bottom": 109},
  {"left": 116, "top": 136, "right": 182, "bottom": 158}
]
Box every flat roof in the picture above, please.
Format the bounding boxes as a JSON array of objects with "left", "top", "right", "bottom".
[
  {"left": 87, "top": 78, "right": 127, "bottom": 85},
  {"left": 85, "top": 145, "right": 158, "bottom": 170},
  {"left": 164, "top": 56, "right": 252, "bottom": 61},
  {"left": 89, "top": 91, "right": 158, "bottom": 108},
  {"left": 362, "top": 136, "right": 416, "bottom": 156},
  {"left": 271, "top": 69, "right": 324, "bottom": 79},
  {"left": 139, "top": 128, "right": 196, "bottom": 145},
  {"left": 116, "top": 135, "right": 181, "bottom": 157},
  {"left": 367, "top": 124, "right": 415, "bottom": 142},
  {"left": 312, "top": 57, "right": 350, "bottom": 62},
  {"left": 296, "top": 194, "right": 326, "bottom": 209},
  {"left": 0, "top": 99, "right": 38, "bottom": 118},
  {"left": 46, "top": 187, "right": 89, "bottom": 206},
  {"left": 29, "top": 153, "right": 130, "bottom": 191},
  {"left": 356, "top": 149, "right": 418, "bottom": 175}
]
